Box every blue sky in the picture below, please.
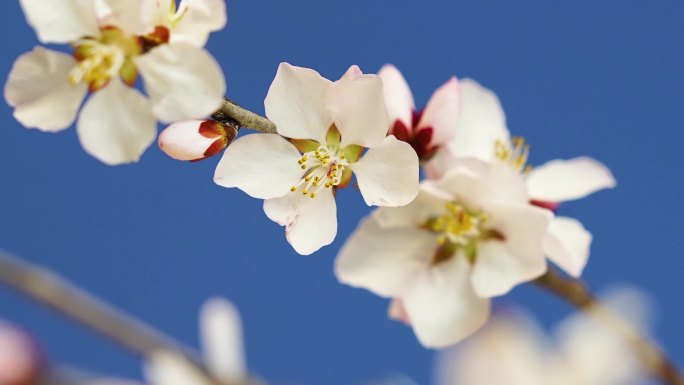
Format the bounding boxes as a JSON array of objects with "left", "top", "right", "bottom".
[{"left": 1, "top": 1, "right": 683, "bottom": 384}]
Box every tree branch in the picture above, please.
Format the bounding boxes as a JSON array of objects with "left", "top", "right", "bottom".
[
  {"left": 534, "top": 268, "right": 683, "bottom": 385},
  {"left": 212, "top": 99, "right": 277, "bottom": 134},
  {"left": 0, "top": 251, "right": 202, "bottom": 370}
]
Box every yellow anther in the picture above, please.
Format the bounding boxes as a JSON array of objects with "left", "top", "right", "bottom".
[{"left": 290, "top": 186, "right": 296, "bottom": 192}]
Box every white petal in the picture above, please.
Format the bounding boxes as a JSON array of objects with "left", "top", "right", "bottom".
[
  {"left": 351, "top": 136, "right": 419, "bottom": 207},
  {"left": 402, "top": 255, "right": 490, "bottom": 348},
  {"left": 263, "top": 188, "right": 337, "bottom": 255},
  {"left": 335, "top": 216, "right": 436, "bottom": 297},
  {"left": 19, "top": 0, "right": 99, "bottom": 44},
  {"left": 330, "top": 74, "right": 389, "bottom": 148},
  {"left": 437, "top": 313, "right": 548, "bottom": 385},
  {"left": 136, "top": 44, "right": 225, "bottom": 123},
  {"left": 77, "top": 79, "right": 156, "bottom": 165},
  {"left": 431, "top": 162, "right": 528, "bottom": 210},
  {"left": 526, "top": 157, "right": 616, "bottom": 202},
  {"left": 418, "top": 77, "right": 460, "bottom": 145},
  {"left": 543, "top": 217, "right": 592, "bottom": 278},
  {"left": 4, "top": 47, "right": 87, "bottom": 132},
  {"left": 96, "top": 0, "right": 149, "bottom": 35},
  {"left": 214, "top": 134, "right": 303, "bottom": 199},
  {"left": 444, "top": 78, "right": 509, "bottom": 161},
  {"left": 144, "top": 351, "right": 211, "bottom": 385},
  {"left": 264, "top": 63, "right": 332, "bottom": 143},
  {"left": 200, "top": 298, "right": 246, "bottom": 384},
  {"left": 172, "top": 0, "right": 227, "bottom": 46},
  {"left": 372, "top": 186, "right": 449, "bottom": 229},
  {"left": 470, "top": 203, "right": 550, "bottom": 297},
  {"left": 377, "top": 64, "right": 414, "bottom": 127}
]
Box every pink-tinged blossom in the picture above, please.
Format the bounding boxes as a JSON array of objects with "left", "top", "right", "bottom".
[
  {"left": 335, "top": 163, "right": 551, "bottom": 347},
  {"left": 158, "top": 120, "right": 236, "bottom": 161},
  {"left": 378, "top": 64, "right": 460, "bottom": 160},
  {"left": 0, "top": 323, "right": 41, "bottom": 385},
  {"left": 428, "top": 79, "right": 615, "bottom": 278},
  {"left": 4, "top": 0, "right": 226, "bottom": 165},
  {"left": 214, "top": 63, "right": 419, "bottom": 255}
]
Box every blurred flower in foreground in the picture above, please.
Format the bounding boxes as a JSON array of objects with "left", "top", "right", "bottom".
[
  {"left": 428, "top": 79, "right": 615, "bottom": 277},
  {"left": 378, "top": 64, "right": 460, "bottom": 161},
  {"left": 146, "top": 298, "right": 247, "bottom": 385},
  {"left": 0, "top": 322, "right": 41, "bottom": 385},
  {"left": 158, "top": 120, "right": 237, "bottom": 161},
  {"left": 336, "top": 162, "right": 551, "bottom": 347},
  {"left": 4, "top": 0, "right": 226, "bottom": 165},
  {"left": 436, "top": 290, "right": 650, "bottom": 385},
  {"left": 214, "top": 63, "right": 419, "bottom": 255}
]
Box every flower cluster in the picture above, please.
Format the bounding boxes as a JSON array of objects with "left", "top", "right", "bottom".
[
  {"left": 4, "top": 0, "right": 226, "bottom": 164},
  {"left": 436, "top": 290, "right": 649, "bottom": 385},
  {"left": 336, "top": 70, "right": 615, "bottom": 347}
]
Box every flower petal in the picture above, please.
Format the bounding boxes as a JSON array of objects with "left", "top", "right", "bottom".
[
  {"left": 77, "top": 79, "right": 156, "bottom": 165},
  {"left": 335, "top": 216, "right": 435, "bottom": 297},
  {"left": 19, "top": 0, "right": 99, "bottom": 43},
  {"left": 378, "top": 64, "right": 415, "bottom": 128},
  {"left": 200, "top": 298, "right": 247, "bottom": 384},
  {"left": 135, "top": 44, "right": 225, "bottom": 123},
  {"left": 214, "top": 134, "right": 303, "bottom": 199},
  {"left": 470, "top": 203, "right": 550, "bottom": 297},
  {"left": 372, "top": 186, "right": 450, "bottom": 229},
  {"left": 330, "top": 74, "right": 389, "bottom": 148},
  {"left": 418, "top": 77, "right": 460, "bottom": 146},
  {"left": 351, "top": 135, "right": 419, "bottom": 207},
  {"left": 171, "top": 0, "right": 227, "bottom": 46},
  {"left": 144, "top": 351, "right": 210, "bottom": 385},
  {"left": 4, "top": 47, "right": 87, "bottom": 132},
  {"left": 526, "top": 157, "right": 616, "bottom": 202},
  {"left": 402, "top": 255, "right": 491, "bottom": 348},
  {"left": 543, "top": 216, "right": 592, "bottom": 278},
  {"left": 263, "top": 188, "right": 337, "bottom": 255},
  {"left": 265, "top": 63, "right": 332, "bottom": 143},
  {"left": 444, "top": 78, "right": 509, "bottom": 161},
  {"left": 437, "top": 313, "right": 548, "bottom": 385},
  {"left": 96, "top": 0, "right": 149, "bottom": 36}
]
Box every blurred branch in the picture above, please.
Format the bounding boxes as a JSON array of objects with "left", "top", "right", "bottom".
[
  {"left": 0, "top": 250, "right": 208, "bottom": 377},
  {"left": 534, "top": 268, "right": 683, "bottom": 385},
  {"left": 212, "top": 99, "right": 277, "bottom": 134}
]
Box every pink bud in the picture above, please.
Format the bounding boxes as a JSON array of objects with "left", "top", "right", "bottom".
[
  {"left": 158, "top": 120, "right": 237, "bottom": 162},
  {"left": 0, "top": 323, "right": 42, "bottom": 385}
]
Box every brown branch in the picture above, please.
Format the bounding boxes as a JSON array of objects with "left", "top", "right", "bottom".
[
  {"left": 0, "top": 251, "right": 206, "bottom": 374},
  {"left": 212, "top": 99, "right": 277, "bottom": 134},
  {"left": 534, "top": 268, "right": 683, "bottom": 385}
]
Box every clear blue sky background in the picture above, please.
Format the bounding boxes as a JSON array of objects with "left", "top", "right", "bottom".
[{"left": 1, "top": 1, "right": 683, "bottom": 384}]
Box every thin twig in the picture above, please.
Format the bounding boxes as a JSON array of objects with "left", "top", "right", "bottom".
[
  {"left": 0, "top": 251, "right": 200, "bottom": 367},
  {"left": 212, "top": 99, "right": 277, "bottom": 134},
  {"left": 534, "top": 268, "right": 683, "bottom": 385}
]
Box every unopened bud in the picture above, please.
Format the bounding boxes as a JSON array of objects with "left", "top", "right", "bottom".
[
  {"left": 0, "top": 322, "right": 42, "bottom": 385},
  {"left": 158, "top": 120, "right": 237, "bottom": 162}
]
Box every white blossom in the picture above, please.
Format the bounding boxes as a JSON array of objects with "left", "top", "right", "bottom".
[
  {"left": 436, "top": 290, "right": 649, "bottom": 385},
  {"left": 214, "top": 63, "right": 419, "bottom": 255},
  {"left": 145, "top": 298, "right": 247, "bottom": 385},
  {"left": 428, "top": 79, "right": 616, "bottom": 277},
  {"left": 335, "top": 162, "right": 551, "bottom": 347},
  {"left": 4, "top": 0, "right": 226, "bottom": 165}
]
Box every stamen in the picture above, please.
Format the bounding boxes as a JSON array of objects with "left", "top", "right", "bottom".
[
  {"left": 493, "top": 137, "right": 531, "bottom": 173},
  {"left": 290, "top": 141, "right": 350, "bottom": 198}
]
